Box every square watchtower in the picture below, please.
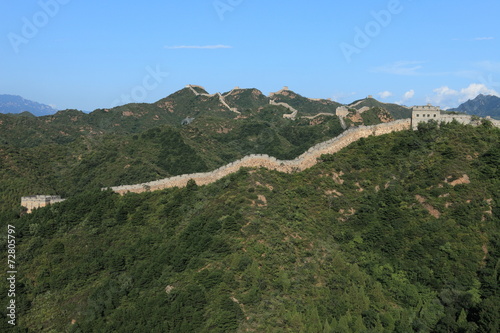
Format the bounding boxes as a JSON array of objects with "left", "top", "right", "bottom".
[
  {"left": 411, "top": 104, "right": 441, "bottom": 129},
  {"left": 21, "top": 195, "right": 65, "bottom": 213}
]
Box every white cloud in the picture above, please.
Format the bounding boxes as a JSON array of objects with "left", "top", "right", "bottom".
[
  {"left": 396, "top": 90, "right": 415, "bottom": 105},
  {"left": 427, "top": 83, "right": 499, "bottom": 109},
  {"left": 164, "top": 45, "right": 232, "bottom": 49},
  {"left": 474, "top": 37, "right": 494, "bottom": 41},
  {"left": 331, "top": 91, "right": 357, "bottom": 103},
  {"left": 460, "top": 83, "right": 499, "bottom": 101},
  {"left": 427, "top": 86, "right": 459, "bottom": 108},
  {"left": 372, "top": 61, "right": 425, "bottom": 76},
  {"left": 403, "top": 90, "right": 415, "bottom": 100},
  {"left": 378, "top": 91, "right": 393, "bottom": 99}
]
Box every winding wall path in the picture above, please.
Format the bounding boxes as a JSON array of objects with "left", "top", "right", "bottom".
[
  {"left": 108, "top": 119, "right": 411, "bottom": 194},
  {"left": 187, "top": 85, "right": 240, "bottom": 114},
  {"left": 269, "top": 100, "right": 299, "bottom": 119}
]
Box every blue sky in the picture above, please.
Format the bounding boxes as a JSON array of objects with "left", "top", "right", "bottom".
[{"left": 1, "top": 0, "right": 499, "bottom": 111}]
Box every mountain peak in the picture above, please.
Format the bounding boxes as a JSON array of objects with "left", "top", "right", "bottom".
[
  {"left": 450, "top": 94, "right": 500, "bottom": 119},
  {"left": 268, "top": 86, "right": 295, "bottom": 98},
  {"left": 0, "top": 94, "right": 58, "bottom": 116}
]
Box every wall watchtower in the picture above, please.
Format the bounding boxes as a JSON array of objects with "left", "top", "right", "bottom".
[{"left": 411, "top": 104, "right": 441, "bottom": 129}]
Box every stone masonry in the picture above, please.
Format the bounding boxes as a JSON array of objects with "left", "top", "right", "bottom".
[
  {"left": 269, "top": 100, "right": 299, "bottom": 119},
  {"left": 105, "top": 101, "right": 500, "bottom": 195},
  {"left": 411, "top": 103, "right": 500, "bottom": 130},
  {"left": 186, "top": 84, "right": 240, "bottom": 114},
  {"left": 23, "top": 99, "right": 500, "bottom": 204},
  {"left": 108, "top": 119, "right": 412, "bottom": 195},
  {"left": 21, "top": 195, "right": 65, "bottom": 213}
]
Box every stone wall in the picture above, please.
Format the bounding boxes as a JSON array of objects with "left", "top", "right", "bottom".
[
  {"left": 216, "top": 93, "right": 240, "bottom": 114},
  {"left": 487, "top": 117, "right": 500, "bottom": 127},
  {"left": 108, "top": 119, "right": 411, "bottom": 195},
  {"left": 411, "top": 108, "right": 500, "bottom": 130},
  {"left": 268, "top": 86, "right": 289, "bottom": 98},
  {"left": 439, "top": 114, "right": 477, "bottom": 125},
  {"left": 21, "top": 195, "right": 65, "bottom": 213},
  {"left": 301, "top": 113, "right": 336, "bottom": 120},
  {"left": 186, "top": 85, "right": 240, "bottom": 114},
  {"left": 335, "top": 106, "right": 349, "bottom": 117},
  {"left": 269, "top": 100, "right": 298, "bottom": 119},
  {"left": 411, "top": 109, "right": 441, "bottom": 129},
  {"left": 107, "top": 109, "right": 500, "bottom": 195}
]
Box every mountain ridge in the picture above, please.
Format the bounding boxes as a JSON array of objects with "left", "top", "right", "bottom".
[
  {"left": 0, "top": 94, "right": 58, "bottom": 116},
  {"left": 2, "top": 86, "right": 410, "bottom": 120},
  {"left": 449, "top": 94, "right": 500, "bottom": 119},
  {"left": 0, "top": 86, "right": 406, "bottom": 148}
]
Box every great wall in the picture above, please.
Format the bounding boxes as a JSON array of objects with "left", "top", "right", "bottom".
[
  {"left": 269, "top": 99, "right": 299, "bottom": 119},
  {"left": 186, "top": 85, "right": 240, "bottom": 114},
  {"left": 108, "top": 119, "right": 412, "bottom": 195},
  {"left": 21, "top": 195, "right": 65, "bottom": 213},
  {"left": 187, "top": 85, "right": 307, "bottom": 120},
  {"left": 188, "top": 85, "right": 351, "bottom": 123},
  {"left": 107, "top": 104, "right": 500, "bottom": 195},
  {"left": 411, "top": 104, "right": 500, "bottom": 129},
  {"left": 20, "top": 93, "right": 500, "bottom": 210}
]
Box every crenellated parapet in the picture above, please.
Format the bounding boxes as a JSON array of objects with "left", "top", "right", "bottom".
[
  {"left": 107, "top": 119, "right": 411, "bottom": 195},
  {"left": 21, "top": 195, "right": 65, "bottom": 213},
  {"left": 107, "top": 109, "right": 500, "bottom": 195},
  {"left": 186, "top": 85, "right": 240, "bottom": 114},
  {"left": 269, "top": 100, "right": 299, "bottom": 119},
  {"left": 410, "top": 104, "right": 500, "bottom": 130}
]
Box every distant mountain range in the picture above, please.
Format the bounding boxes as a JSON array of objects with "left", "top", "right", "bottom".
[
  {"left": 4, "top": 90, "right": 500, "bottom": 120},
  {"left": 449, "top": 94, "right": 500, "bottom": 119},
  {"left": 0, "top": 86, "right": 410, "bottom": 148},
  {"left": 0, "top": 94, "right": 58, "bottom": 116}
]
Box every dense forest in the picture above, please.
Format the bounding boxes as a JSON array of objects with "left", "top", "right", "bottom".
[
  {"left": 0, "top": 106, "right": 347, "bottom": 212},
  {"left": 1, "top": 120, "right": 499, "bottom": 332}
]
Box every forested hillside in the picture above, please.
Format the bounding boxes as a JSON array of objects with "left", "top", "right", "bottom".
[
  {"left": 1, "top": 121, "right": 499, "bottom": 332},
  {"left": 348, "top": 97, "right": 411, "bottom": 120},
  {"left": 1, "top": 86, "right": 415, "bottom": 215},
  {"left": 0, "top": 87, "right": 405, "bottom": 149},
  {"left": 0, "top": 105, "right": 346, "bottom": 212}
]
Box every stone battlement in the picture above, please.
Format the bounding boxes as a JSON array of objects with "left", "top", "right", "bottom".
[
  {"left": 335, "top": 106, "right": 349, "bottom": 117},
  {"left": 413, "top": 104, "right": 441, "bottom": 112},
  {"left": 187, "top": 85, "right": 240, "bottom": 114},
  {"left": 107, "top": 119, "right": 412, "bottom": 195},
  {"left": 269, "top": 100, "right": 298, "bottom": 119},
  {"left": 268, "top": 86, "right": 290, "bottom": 98},
  {"left": 410, "top": 104, "right": 500, "bottom": 130},
  {"left": 186, "top": 84, "right": 206, "bottom": 90},
  {"left": 21, "top": 195, "right": 65, "bottom": 213},
  {"left": 104, "top": 102, "right": 500, "bottom": 195}
]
